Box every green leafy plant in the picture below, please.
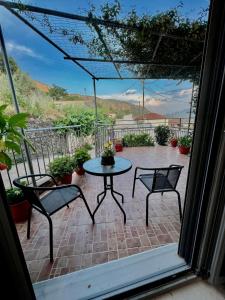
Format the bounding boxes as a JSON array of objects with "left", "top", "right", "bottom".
[
  {"left": 6, "top": 187, "right": 24, "bottom": 205},
  {"left": 53, "top": 110, "right": 111, "bottom": 136},
  {"left": 178, "top": 135, "right": 192, "bottom": 148},
  {"left": 48, "top": 84, "right": 67, "bottom": 100},
  {"left": 101, "top": 141, "right": 115, "bottom": 157},
  {"left": 0, "top": 104, "right": 31, "bottom": 168},
  {"left": 123, "top": 133, "right": 155, "bottom": 147},
  {"left": 82, "top": 143, "right": 93, "bottom": 151},
  {"left": 48, "top": 156, "right": 75, "bottom": 179},
  {"left": 73, "top": 147, "right": 91, "bottom": 169},
  {"left": 154, "top": 125, "right": 170, "bottom": 145}
]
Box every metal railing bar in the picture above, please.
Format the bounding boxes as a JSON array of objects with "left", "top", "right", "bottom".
[{"left": 25, "top": 125, "right": 81, "bottom": 133}]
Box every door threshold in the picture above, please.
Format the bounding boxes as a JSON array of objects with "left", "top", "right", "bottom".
[{"left": 34, "top": 243, "right": 189, "bottom": 300}]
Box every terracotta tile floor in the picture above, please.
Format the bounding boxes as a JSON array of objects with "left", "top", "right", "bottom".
[{"left": 15, "top": 145, "right": 189, "bottom": 283}]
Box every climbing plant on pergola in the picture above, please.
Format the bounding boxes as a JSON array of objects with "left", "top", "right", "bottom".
[{"left": 0, "top": 1, "right": 207, "bottom": 118}]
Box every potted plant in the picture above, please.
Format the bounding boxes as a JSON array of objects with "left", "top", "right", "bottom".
[
  {"left": 6, "top": 186, "right": 30, "bottom": 223},
  {"left": 178, "top": 135, "right": 192, "bottom": 154},
  {"left": 169, "top": 136, "right": 178, "bottom": 147},
  {"left": 101, "top": 141, "right": 115, "bottom": 166},
  {"left": 113, "top": 138, "right": 123, "bottom": 152},
  {"left": 73, "top": 147, "right": 91, "bottom": 175},
  {"left": 154, "top": 125, "right": 170, "bottom": 145},
  {"left": 0, "top": 105, "right": 33, "bottom": 222},
  {"left": 48, "top": 155, "right": 75, "bottom": 184}
]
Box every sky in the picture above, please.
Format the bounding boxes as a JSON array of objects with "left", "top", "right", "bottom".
[{"left": 0, "top": 0, "right": 209, "bottom": 116}]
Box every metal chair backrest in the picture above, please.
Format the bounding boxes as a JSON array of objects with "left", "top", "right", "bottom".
[
  {"left": 152, "top": 165, "right": 183, "bottom": 191},
  {"left": 13, "top": 175, "right": 47, "bottom": 214}
]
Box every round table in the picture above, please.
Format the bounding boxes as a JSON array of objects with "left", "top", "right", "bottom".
[{"left": 83, "top": 157, "right": 132, "bottom": 223}]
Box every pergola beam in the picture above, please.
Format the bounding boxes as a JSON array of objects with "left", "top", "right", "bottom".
[
  {"left": 0, "top": 1, "right": 204, "bottom": 44},
  {"left": 91, "top": 23, "right": 122, "bottom": 79},
  {"left": 152, "top": 35, "right": 163, "bottom": 61},
  {"left": 3, "top": 6, "right": 96, "bottom": 79},
  {"left": 64, "top": 56, "right": 199, "bottom": 68}
]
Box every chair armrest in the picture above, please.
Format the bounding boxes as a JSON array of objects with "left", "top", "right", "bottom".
[
  {"left": 169, "top": 164, "right": 184, "bottom": 168},
  {"left": 29, "top": 184, "right": 82, "bottom": 193},
  {"left": 134, "top": 167, "right": 155, "bottom": 179},
  {"left": 135, "top": 167, "right": 157, "bottom": 172},
  {"left": 13, "top": 173, "right": 58, "bottom": 186}
]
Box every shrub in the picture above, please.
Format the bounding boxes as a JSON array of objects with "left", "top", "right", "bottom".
[
  {"left": 154, "top": 125, "right": 170, "bottom": 145},
  {"left": 6, "top": 187, "right": 24, "bottom": 205},
  {"left": 82, "top": 143, "right": 93, "bottom": 151},
  {"left": 48, "top": 156, "right": 75, "bottom": 179},
  {"left": 73, "top": 147, "right": 91, "bottom": 169},
  {"left": 53, "top": 110, "right": 110, "bottom": 136},
  {"left": 178, "top": 135, "right": 192, "bottom": 147},
  {"left": 122, "top": 133, "right": 154, "bottom": 147}
]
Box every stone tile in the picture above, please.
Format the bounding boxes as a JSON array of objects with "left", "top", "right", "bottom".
[
  {"left": 93, "top": 242, "right": 108, "bottom": 253},
  {"left": 126, "top": 238, "right": 141, "bottom": 248}
]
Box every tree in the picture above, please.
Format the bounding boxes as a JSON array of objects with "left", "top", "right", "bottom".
[
  {"left": 48, "top": 84, "right": 67, "bottom": 100},
  {"left": 87, "top": 2, "right": 207, "bottom": 83},
  {"left": 0, "top": 54, "right": 18, "bottom": 74}
]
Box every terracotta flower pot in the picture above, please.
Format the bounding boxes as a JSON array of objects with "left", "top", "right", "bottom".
[
  {"left": 9, "top": 200, "right": 31, "bottom": 223},
  {"left": 170, "top": 139, "right": 178, "bottom": 147},
  {"left": 178, "top": 146, "right": 190, "bottom": 154},
  {"left": 115, "top": 144, "right": 123, "bottom": 152},
  {"left": 60, "top": 173, "right": 72, "bottom": 184},
  {"left": 76, "top": 166, "right": 85, "bottom": 176}
]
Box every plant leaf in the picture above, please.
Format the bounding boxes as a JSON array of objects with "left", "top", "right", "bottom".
[
  {"left": 0, "top": 152, "right": 12, "bottom": 169},
  {"left": 9, "top": 129, "right": 35, "bottom": 152},
  {"left": 8, "top": 113, "right": 28, "bottom": 128},
  {"left": 5, "top": 140, "right": 21, "bottom": 154},
  {"left": 0, "top": 105, "right": 8, "bottom": 113}
]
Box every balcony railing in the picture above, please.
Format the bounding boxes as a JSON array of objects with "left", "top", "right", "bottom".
[
  {"left": 3, "top": 125, "right": 92, "bottom": 188},
  {"left": 2, "top": 122, "right": 192, "bottom": 189},
  {"left": 95, "top": 121, "right": 193, "bottom": 156}
]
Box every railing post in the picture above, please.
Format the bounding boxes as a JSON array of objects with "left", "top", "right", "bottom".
[
  {"left": 0, "top": 25, "right": 35, "bottom": 183},
  {"left": 93, "top": 78, "right": 99, "bottom": 157}
]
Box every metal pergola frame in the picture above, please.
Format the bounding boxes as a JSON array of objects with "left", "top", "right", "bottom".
[{"left": 0, "top": 1, "right": 200, "bottom": 142}]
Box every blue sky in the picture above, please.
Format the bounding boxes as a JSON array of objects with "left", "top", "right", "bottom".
[{"left": 0, "top": 0, "right": 209, "bottom": 115}]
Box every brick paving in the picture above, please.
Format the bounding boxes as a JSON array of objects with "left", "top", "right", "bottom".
[{"left": 15, "top": 145, "right": 189, "bottom": 283}]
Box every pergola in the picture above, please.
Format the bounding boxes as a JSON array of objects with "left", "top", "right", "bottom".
[{"left": 0, "top": 1, "right": 203, "bottom": 123}]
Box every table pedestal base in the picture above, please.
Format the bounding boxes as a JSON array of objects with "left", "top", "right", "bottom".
[{"left": 93, "top": 176, "right": 126, "bottom": 223}]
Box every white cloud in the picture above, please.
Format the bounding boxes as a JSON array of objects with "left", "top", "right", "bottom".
[
  {"left": 178, "top": 88, "right": 192, "bottom": 97},
  {"left": 98, "top": 87, "right": 192, "bottom": 115},
  {"left": 123, "top": 89, "right": 137, "bottom": 95},
  {"left": 6, "top": 41, "right": 45, "bottom": 60},
  {"left": 99, "top": 93, "right": 141, "bottom": 102}
]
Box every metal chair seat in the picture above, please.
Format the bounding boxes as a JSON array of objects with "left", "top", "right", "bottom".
[
  {"left": 41, "top": 186, "right": 79, "bottom": 215},
  {"left": 13, "top": 174, "right": 94, "bottom": 262}
]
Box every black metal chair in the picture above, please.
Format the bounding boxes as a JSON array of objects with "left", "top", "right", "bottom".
[
  {"left": 13, "top": 174, "right": 95, "bottom": 262},
  {"left": 132, "top": 165, "right": 184, "bottom": 226}
]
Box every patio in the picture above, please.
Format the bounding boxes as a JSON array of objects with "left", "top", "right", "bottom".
[{"left": 15, "top": 145, "right": 189, "bottom": 283}]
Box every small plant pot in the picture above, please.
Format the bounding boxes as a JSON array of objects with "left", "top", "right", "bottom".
[
  {"left": 9, "top": 200, "right": 31, "bottom": 223},
  {"left": 115, "top": 144, "right": 123, "bottom": 152},
  {"left": 101, "top": 156, "right": 115, "bottom": 166},
  {"left": 170, "top": 140, "right": 178, "bottom": 147},
  {"left": 76, "top": 166, "right": 85, "bottom": 176},
  {"left": 178, "top": 146, "right": 190, "bottom": 154},
  {"left": 60, "top": 174, "right": 72, "bottom": 184}
]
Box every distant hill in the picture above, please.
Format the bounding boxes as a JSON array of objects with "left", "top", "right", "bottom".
[
  {"left": 33, "top": 79, "right": 150, "bottom": 118},
  {"left": 33, "top": 80, "right": 50, "bottom": 93}
]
